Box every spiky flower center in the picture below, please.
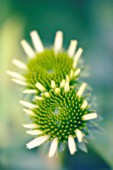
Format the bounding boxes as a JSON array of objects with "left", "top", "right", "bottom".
[
  {"left": 25, "top": 49, "right": 78, "bottom": 90},
  {"left": 31, "top": 88, "right": 89, "bottom": 142}
]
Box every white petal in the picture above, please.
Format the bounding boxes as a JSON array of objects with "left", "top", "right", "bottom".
[
  {"left": 66, "top": 75, "right": 70, "bottom": 82},
  {"left": 23, "top": 89, "right": 37, "bottom": 94},
  {"left": 23, "top": 124, "right": 38, "bottom": 128},
  {"left": 20, "top": 100, "right": 38, "bottom": 109},
  {"left": 73, "top": 48, "right": 83, "bottom": 68},
  {"left": 44, "top": 92, "right": 50, "bottom": 97},
  {"left": 74, "top": 48, "right": 83, "bottom": 61},
  {"left": 82, "top": 113, "right": 98, "bottom": 121},
  {"left": 74, "top": 68, "right": 81, "bottom": 77},
  {"left": 51, "top": 80, "right": 56, "bottom": 88},
  {"left": 54, "top": 31, "right": 63, "bottom": 54},
  {"left": 26, "top": 136, "right": 43, "bottom": 147},
  {"left": 35, "top": 82, "right": 46, "bottom": 92},
  {"left": 60, "top": 79, "right": 65, "bottom": 88},
  {"left": 68, "top": 40, "right": 77, "bottom": 57},
  {"left": 35, "top": 96, "right": 43, "bottom": 100},
  {"left": 55, "top": 88, "right": 60, "bottom": 94},
  {"left": 12, "top": 59, "right": 27, "bottom": 70},
  {"left": 81, "top": 100, "right": 88, "bottom": 109},
  {"left": 21, "top": 40, "right": 35, "bottom": 58},
  {"left": 64, "top": 82, "right": 70, "bottom": 92},
  {"left": 75, "top": 129, "right": 83, "bottom": 142},
  {"left": 26, "top": 130, "right": 43, "bottom": 135},
  {"left": 70, "top": 69, "right": 74, "bottom": 79},
  {"left": 30, "top": 30, "right": 44, "bottom": 53},
  {"left": 7, "top": 70, "right": 25, "bottom": 80},
  {"left": 11, "top": 79, "right": 27, "bottom": 86},
  {"left": 76, "top": 83, "right": 87, "bottom": 97},
  {"left": 23, "top": 109, "right": 35, "bottom": 116},
  {"left": 68, "top": 135, "right": 77, "bottom": 155},
  {"left": 27, "top": 135, "right": 49, "bottom": 149},
  {"left": 49, "top": 137, "right": 58, "bottom": 157}
]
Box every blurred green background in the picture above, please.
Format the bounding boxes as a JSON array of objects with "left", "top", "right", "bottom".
[{"left": 0, "top": 0, "right": 113, "bottom": 169}]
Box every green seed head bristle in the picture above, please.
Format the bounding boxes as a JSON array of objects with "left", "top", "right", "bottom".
[
  {"left": 24, "top": 49, "right": 79, "bottom": 90},
  {"left": 31, "top": 88, "right": 89, "bottom": 142}
]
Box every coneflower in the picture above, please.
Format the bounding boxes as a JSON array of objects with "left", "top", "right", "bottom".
[
  {"left": 7, "top": 31, "right": 82, "bottom": 93},
  {"left": 7, "top": 30, "right": 99, "bottom": 157},
  {"left": 20, "top": 81, "right": 98, "bottom": 157}
]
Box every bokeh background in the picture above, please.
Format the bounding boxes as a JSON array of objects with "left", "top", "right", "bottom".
[{"left": 0, "top": 0, "right": 113, "bottom": 170}]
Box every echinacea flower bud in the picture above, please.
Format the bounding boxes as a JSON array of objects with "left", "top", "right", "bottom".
[
  {"left": 7, "top": 31, "right": 83, "bottom": 93},
  {"left": 21, "top": 81, "right": 98, "bottom": 157}
]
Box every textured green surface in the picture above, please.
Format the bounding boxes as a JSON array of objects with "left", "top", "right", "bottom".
[
  {"left": 25, "top": 49, "right": 79, "bottom": 90},
  {"left": 31, "top": 88, "right": 93, "bottom": 143}
]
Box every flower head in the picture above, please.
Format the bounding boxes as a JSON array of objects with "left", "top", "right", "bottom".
[
  {"left": 7, "top": 31, "right": 83, "bottom": 93},
  {"left": 21, "top": 81, "right": 98, "bottom": 157}
]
